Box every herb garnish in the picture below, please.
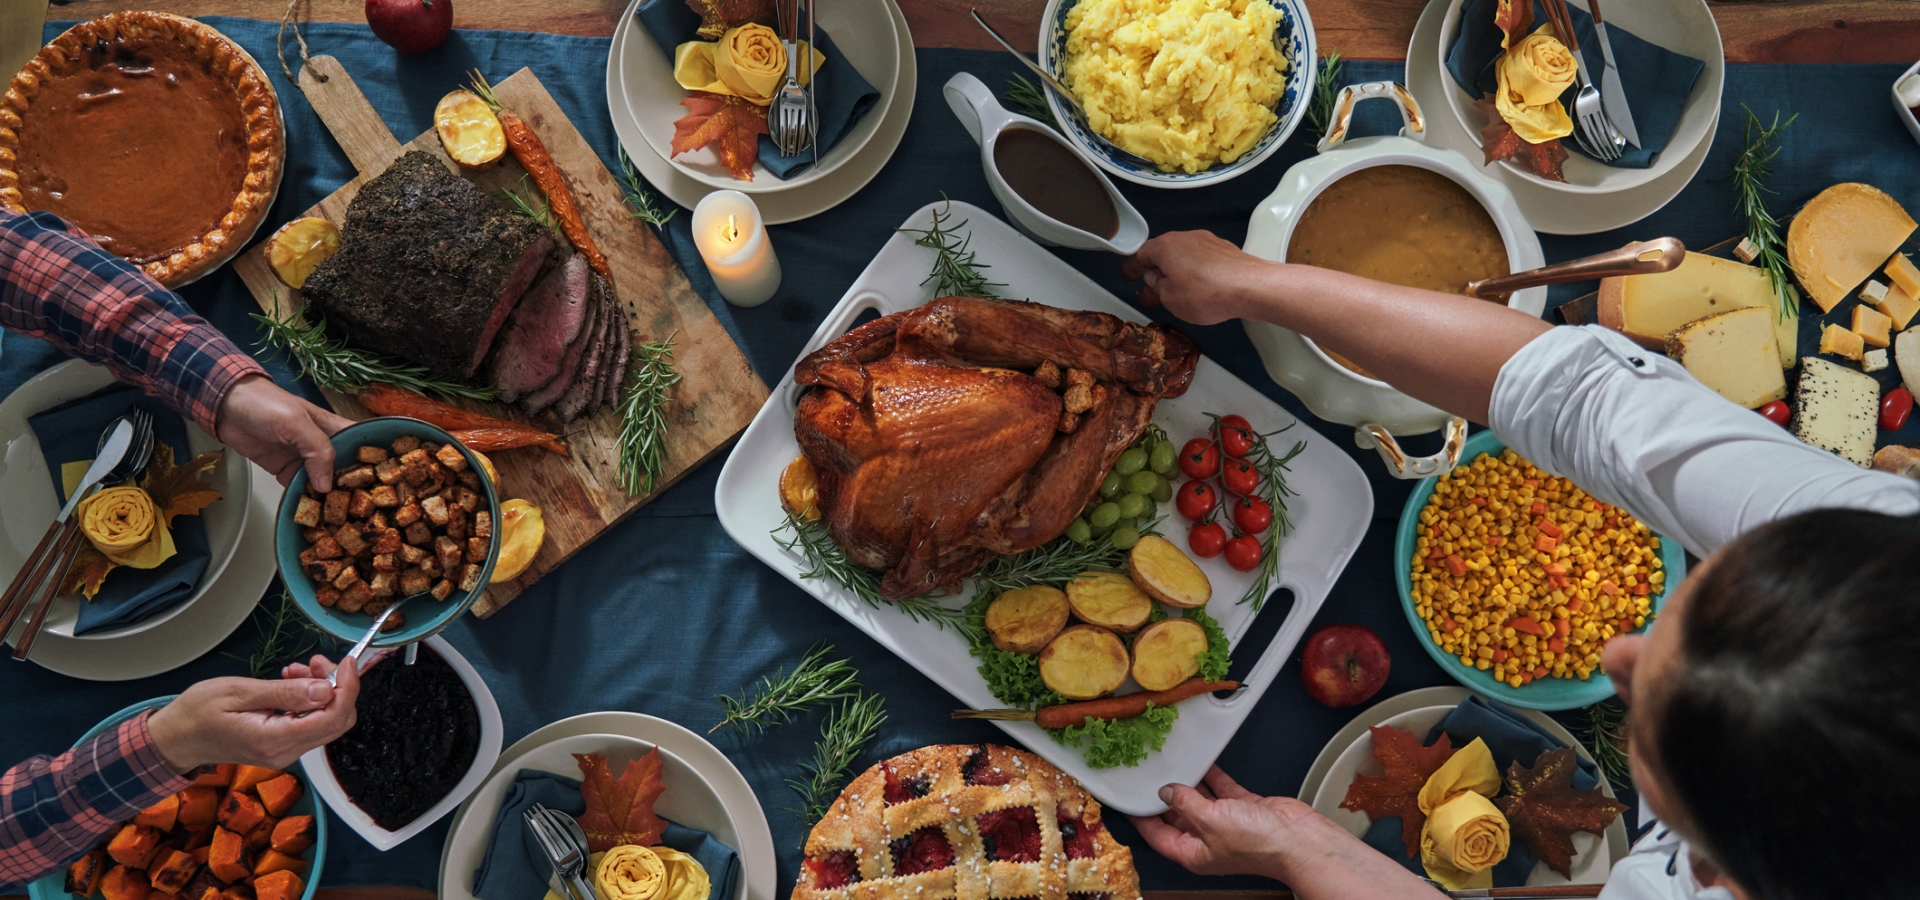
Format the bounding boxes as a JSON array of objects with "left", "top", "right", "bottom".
[
  {"left": 786, "top": 692, "right": 888, "bottom": 825},
  {"left": 899, "top": 200, "right": 1006, "bottom": 299},
  {"left": 1004, "top": 73, "right": 1059, "bottom": 130},
  {"left": 1306, "top": 48, "right": 1345, "bottom": 137},
  {"left": 618, "top": 149, "right": 678, "bottom": 229},
  {"left": 770, "top": 514, "right": 965, "bottom": 628},
  {"left": 1218, "top": 415, "right": 1305, "bottom": 609},
  {"left": 615, "top": 334, "right": 682, "bottom": 496},
  {"left": 252, "top": 301, "right": 498, "bottom": 402},
  {"left": 500, "top": 174, "right": 563, "bottom": 239},
  {"left": 225, "top": 589, "right": 338, "bottom": 680},
  {"left": 1724, "top": 106, "right": 1799, "bottom": 320},
  {"left": 712, "top": 643, "right": 860, "bottom": 734}
]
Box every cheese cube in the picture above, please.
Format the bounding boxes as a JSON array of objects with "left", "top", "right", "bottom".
[
  {"left": 1865, "top": 348, "right": 1890, "bottom": 372},
  {"left": 1820, "top": 323, "right": 1865, "bottom": 360},
  {"left": 1863, "top": 279, "right": 1891, "bottom": 304},
  {"left": 1888, "top": 253, "right": 1920, "bottom": 299},
  {"left": 1881, "top": 283, "right": 1920, "bottom": 331},
  {"left": 1665, "top": 308, "right": 1788, "bottom": 408},
  {"left": 1852, "top": 304, "right": 1894, "bottom": 347},
  {"left": 1794, "top": 357, "right": 1880, "bottom": 467},
  {"left": 1733, "top": 237, "right": 1760, "bottom": 263}
]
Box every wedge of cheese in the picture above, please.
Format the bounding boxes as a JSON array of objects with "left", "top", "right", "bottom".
[
  {"left": 1599, "top": 253, "right": 1796, "bottom": 366},
  {"left": 1853, "top": 304, "right": 1894, "bottom": 347},
  {"left": 1820, "top": 323, "right": 1865, "bottom": 360},
  {"left": 1786, "top": 183, "right": 1917, "bottom": 312},
  {"left": 1794, "top": 357, "right": 1879, "bottom": 467},
  {"left": 1665, "top": 307, "right": 1788, "bottom": 408}
]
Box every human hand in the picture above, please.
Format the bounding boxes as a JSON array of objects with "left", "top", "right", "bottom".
[
  {"left": 1129, "top": 767, "right": 1310, "bottom": 878},
  {"left": 1120, "top": 231, "right": 1277, "bottom": 326},
  {"left": 215, "top": 375, "right": 352, "bottom": 491},
  {"left": 146, "top": 655, "right": 360, "bottom": 772}
]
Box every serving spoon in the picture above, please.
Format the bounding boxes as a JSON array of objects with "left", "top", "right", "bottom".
[
  {"left": 1465, "top": 237, "right": 1684, "bottom": 299},
  {"left": 969, "top": 10, "right": 1089, "bottom": 121}
]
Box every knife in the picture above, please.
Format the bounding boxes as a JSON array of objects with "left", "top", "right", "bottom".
[{"left": 1587, "top": 0, "right": 1640, "bottom": 148}]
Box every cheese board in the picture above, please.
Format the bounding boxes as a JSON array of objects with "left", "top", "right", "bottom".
[{"left": 233, "top": 58, "right": 768, "bottom": 618}]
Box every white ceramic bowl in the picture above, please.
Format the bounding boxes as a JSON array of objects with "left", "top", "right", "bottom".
[
  {"left": 1037, "top": 0, "right": 1315, "bottom": 188},
  {"left": 1435, "top": 0, "right": 1723, "bottom": 195},
  {"left": 1895, "top": 61, "right": 1920, "bottom": 148},
  {"left": 624, "top": 0, "right": 899, "bottom": 192},
  {"left": 301, "top": 635, "right": 504, "bottom": 851}
]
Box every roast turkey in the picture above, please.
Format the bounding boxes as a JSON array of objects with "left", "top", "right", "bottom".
[{"left": 793, "top": 296, "right": 1199, "bottom": 599}]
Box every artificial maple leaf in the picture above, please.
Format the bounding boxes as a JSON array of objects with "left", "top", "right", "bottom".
[
  {"left": 1339, "top": 726, "right": 1459, "bottom": 857},
  {"left": 1494, "top": 747, "right": 1629, "bottom": 878},
  {"left": 671, "top": 92, "right": 769, "bottom": 182},
  {"left": 60, "top": 543, "right": 115, "bottom": 600},
  {"left": 1474, "top": 97, "right": 1569, "bottom": 182},
  {"left": 576, "top": 750, "right": 668, "bottom": 852},
  {"left": 1494, "top": 0, "right": 1533, "bottom": 49},
  {"left": 141, "top": 444, "right": 225, "bottom": 527},
  {"left": 686, "top": 0, "right": 777, "bottom": 38}
]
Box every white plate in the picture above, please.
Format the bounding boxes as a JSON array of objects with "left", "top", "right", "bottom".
[
  {"left": 441, "top": 712, "right": 777, "bottom": 900},
  {"left": 301, "top": 635, "right": 505, "bottom": 851},
  {"left": 608, "top": 0, "right": 916, "bottom": 224},
  {"left": 1405, "top": 0, "right": 1716, "bottom": 235},
  {"left": 0, "top": 360, "right": 252, "bottom": 641},
  {"left": 712, "top": 201, "right": 1374, "bottom": 816},
  {"left": 1300, "top": 687, "right": 1628, "bottom": 881}
]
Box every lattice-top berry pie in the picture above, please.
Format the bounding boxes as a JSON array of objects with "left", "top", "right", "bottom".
[{"left": 794, "top": 744, "right": 1141, "bottom": 900}]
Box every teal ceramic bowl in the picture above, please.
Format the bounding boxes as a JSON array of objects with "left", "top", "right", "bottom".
[
  {"left": 1394, "top": 431, "right": 1686, "bottom": 710},
  {"left": 276, "top": 417, "right": 501, "bottom": 647},
  {"left": 28, "top": 696, "right": 327, "bottom": 900}
]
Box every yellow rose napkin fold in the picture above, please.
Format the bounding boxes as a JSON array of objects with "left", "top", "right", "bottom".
[
  {"left": 674, "top": 23, "right": 825, "bottom": 106},
  {"left": 544, "top": 846, "right": 711, "bottom": 900},
  {"left": 1494, "top": 26, "right": 1576, "bottom": 143},
  {"left": 63, "top": 473, "right": 176, "bottom": 570},
  {"left": 1417, "top": 737, "right": 1511, "bottom": 889}
]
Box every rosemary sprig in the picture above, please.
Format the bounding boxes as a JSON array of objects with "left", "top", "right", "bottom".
[
  {"left": 501, "top": 174, "right": 563, "bottom": 238},
  {"left": 1216, "top": 416, "right": 1305, "bottom": 609},
  {"left": 899, "top": 200, "right": 1005, "bottom": 299},
  {"left": 616, "top": 334, "right": 681, "bottom": 496},
  {"left": 224, "top": 589, "right": 318, "bottom": 680},
  {"left": 785, "top": 692, "right": 887, "bottom": 825},
  {"left": 251, "top": 302, "right": 498, "bottom": 401},
  {"left": 970, "top": 527, "right": 1137, "bottom": 600},
  {"left": 771, "top": 513, "right": 965, "bottom": 628},
  {"left": 1578, "top": 700, "right": 1633, "bottom": 789},
  {"left": 1306, "top": 48, "right": 1345, "bottom": 137},
  {"left": 1724, "top": 106, "right": 1799, "bottom": 320},
  {"left": 1004, "top": 73, "right": 1059, "bottom": 130},
  {"left": 712, "top": 644, "right": 860, "bottom": 734},
  {"left": 619, "top": 149, "right": 678, "bottom": 228}
]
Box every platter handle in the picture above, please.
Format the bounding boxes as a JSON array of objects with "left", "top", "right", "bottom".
[
  {"left": 298, "top": 55, "right": 406, "bottom": 177},
  {"left": 1315, "top": 82, "right": 1426, "bottom": 154},
  {"left": 1354, "top": 416, "right": 1468, "bottom": 479}
]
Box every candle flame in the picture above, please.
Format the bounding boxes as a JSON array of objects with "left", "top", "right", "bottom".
[{"left": 722, "top": 214, "right": 740, "bottom": 244}]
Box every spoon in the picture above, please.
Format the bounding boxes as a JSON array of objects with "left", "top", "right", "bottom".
[
  {"left": 969, "top": 10, "right": 1088, "bottom": 120},
  {"left": 327, "top": 593, "right": 419, "bottom": 687},
  {"left": 543, "top": 808, "right": 602, "bottom": 900},
  {"left": 1464, "top": 238, "right": 1685, "bottom": 300}
]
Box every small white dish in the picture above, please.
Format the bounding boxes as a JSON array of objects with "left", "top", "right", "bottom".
[
  {"left": 1895, "top": 61, "right": 1920, "bottom": 148},
  {"left": 301, "top": 635, "right": 505, "bottom": 851}
]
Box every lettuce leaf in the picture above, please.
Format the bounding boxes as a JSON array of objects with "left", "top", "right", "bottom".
[{"left": 1050, "top": 702, "right": 1179, "bottom": 769}]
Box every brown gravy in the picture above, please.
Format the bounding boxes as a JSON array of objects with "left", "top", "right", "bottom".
[
  {"left": 1286, "top": 165, "right": 1509, "bottom": 377},
  {"left": 994, "top": 128, "right": 1119, "bottom": 239}
]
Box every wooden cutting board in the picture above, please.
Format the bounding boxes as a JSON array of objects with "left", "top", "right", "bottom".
[{"left": 234, "top": 56, "right": 768, "bottom": 618}]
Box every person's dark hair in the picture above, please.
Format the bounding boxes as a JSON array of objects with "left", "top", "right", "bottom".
[{"left": 1650, "top": 508, "right": 1920, "bottom": 900}]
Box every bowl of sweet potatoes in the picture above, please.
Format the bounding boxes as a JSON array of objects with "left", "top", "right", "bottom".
[{"left": 29, "top": 697, "right": 327, "bottom": 900}]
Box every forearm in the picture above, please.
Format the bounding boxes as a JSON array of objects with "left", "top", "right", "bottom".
[
  {"left": 1262, "top": 799, "right": 1446, "bottom": 900},
  {"left": 1228, "top": 263, "right": 1550, "bottom": 424},
  {"left": 0, "top": 712, "right": 191, "bottom": 889}
]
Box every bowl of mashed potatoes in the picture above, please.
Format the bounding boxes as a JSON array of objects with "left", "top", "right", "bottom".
[{"left": 1040, "top": 0, "right": 1315, "bottom": 188}]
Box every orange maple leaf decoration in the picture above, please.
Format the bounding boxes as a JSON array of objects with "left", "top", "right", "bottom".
[
  {"left": 575, "top": 750, "right": 669, "bottom": 852},
  {"left": 59, "top": 444, "right": 225, "bottom": 599},
  {"left": 1338, "top": 726, "right": 1459, "bottom": 857},
  {"left": 60, "top": 544, "right": 115, "bottom": 599},
  {"left": 687, "top": 0, "right": 777, "bottom": 38},
  {"left": 1495, "top": 747, "right": 1628, "bottom": 878},
  {"left": 672, "top": 92, "right": 769, "bottom": 182},
  {"left": 1494, "top": 0, "right": 1533, "bottom": 48},
  {"left": 1474, "top": 97, "right": 1570, "bottom": 182}
]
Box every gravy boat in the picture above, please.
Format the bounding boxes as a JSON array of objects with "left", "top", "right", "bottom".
[{"left": 943, "top": 72, "right": 1148, "bottom": 254}]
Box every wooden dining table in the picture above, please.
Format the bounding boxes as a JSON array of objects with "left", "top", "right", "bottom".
[{"left": 8, "top": 0, "right": 1916, "bottom": 898}]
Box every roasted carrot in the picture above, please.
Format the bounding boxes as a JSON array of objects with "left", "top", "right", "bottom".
[
  {"left": 469, "top": 71, "right": 610, "bottom": 279},
  {"left": 1033, "top": 678, "right": 1238, "bottom": 729},
  {"left": 360, "top": 384, "right": 568, "bottom": 455},
  {"left": 448, "top": 428, "right": 568, "bottom": 456}
]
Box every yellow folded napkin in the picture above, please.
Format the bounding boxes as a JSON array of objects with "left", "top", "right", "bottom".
[
  {"left": 1495, "top": 26, "right": 1576, "bottom": 142},
  {"left": 674, "top": 23, "right": 824, "bottom": 106},
  {"left": 65, "top": 471, "right": 175, "bottom": 570},
  {"left": 1416, "top": 737, "right": 1510, "bottom": 890},
  {"left": 542, "top": 846, "right": 711, "bottom": 900}
]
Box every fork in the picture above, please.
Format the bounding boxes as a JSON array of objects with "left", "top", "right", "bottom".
[
  {"left": 527, "top": 805, "right": 598, "bottom": 900},
  {"left": 1542, "top": 0, "right": 1623, "bottom": 161},
  {"left": 524, "top": 806, "right": 585, "bottom": 900},
  {"left": 766, "top": 0, "right": 811, "bottom": 156}
]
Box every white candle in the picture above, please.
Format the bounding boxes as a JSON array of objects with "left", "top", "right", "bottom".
[{"left": 692, "top": 190, "right": 781, "bottom": 307}]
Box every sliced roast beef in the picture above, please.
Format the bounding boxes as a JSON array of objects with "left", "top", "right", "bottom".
[
  {"left": 553, "top": 277, "right": 614, "bottom": 422},
  {"left": 489, "top": 254, "right": 591, "bottom": 402},
  {"left": 522, "top": 283, "right": 600, "bottom": 417},
  {"left": 601, "top": 278, "right": 631, "bottom": 408},
  {"left": 302, "top": 151, "right": 553, "bottom": 381}
]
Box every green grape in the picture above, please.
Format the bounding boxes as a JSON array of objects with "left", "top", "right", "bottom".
[
  {"left": 1109, "top": 525, "right": 1141, "bottom": 550},
  {"left": 1126, "top": 471, "right": 1161, "bottom": 496},
  {"left": 1115, "top": 447, "right": 1148, "bottom": 476},
  {"left": 1065, "top": 518, "right": 1092, "bottom": 543},
  {"left": 1099, "top": 471, "right": 1124, "bottom": 498},
  {"left": 1149, "top": 440, "right": 1177, "bottom": 474},
  {"left": 1089, "top": 502, "right": 1122, "bottom": 530},
  {"left": 1151, "top": 479, "right": 1174, "bottom": 503},
  {"left": 1116, "top": 492, "right": 1151, "bottom": 519}
]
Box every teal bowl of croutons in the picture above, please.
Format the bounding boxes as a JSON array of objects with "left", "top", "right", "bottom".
[{"left": 276, "top": 417, "right": 501, "bottom": 647}]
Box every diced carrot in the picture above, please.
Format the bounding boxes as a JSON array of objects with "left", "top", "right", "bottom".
[
  {"left": 1543, "top": 562, "right": 1568, "bottom": 576},
  {"left": 1508, "top": 616, "right": 1546, "bottom": 636},
  {"left": 1441, "top": 618, "right": 1459, "bottom": 633},
  {"left": 1548, "top": 637, "right": 1567, "bottom": 654},
  {"left": 1534, "top": 535, "right": 1558, "bottom": 552},
  {"left": 1567, "top": 596, "right": 1584, "bottom": 611},
  {"left": 229, "top": 766, "right": 282, "bottom": 795},
  {"left": 1600, "top": 580, "right": 1620, "bottom": 595},
  {"left": 1492, "top": 649, "right": 1508, "bottom": 663},
  {"left": 1530, "top": 500, "right": 1547, "bottom": 515},
  {"left": 133, "top": 794, "right": 179, "bottom": 832},
  {"left": 1555, "top": 618, "right": 1571, "bottom": 637},
  {"left": 1631, "top": 583, "right": 1651, "bottom": 595},
  {"left": 1536, "top": 518, "right": 1563, "bottom": 538},
  {"left": 1532, "top": 666, "right": 1551, "bottom": 678},
  {"left": 1486, "top": 535, "right": 1504, "bottom": 546},
  {"left": 177, "top": 787, "right": 220, "bottom": 828},
  {"left": 1523, "top": 479, "right": 1539, "bottom": 487},
  {"left": 1444, "top": 554, "right": 1467, "bottom": 576},
  {"left": 254, "top": 775, "right": 302, "bottom": 817},
  {"left": 1470, "top": 495, "right": 1488, "bottom": 507}
]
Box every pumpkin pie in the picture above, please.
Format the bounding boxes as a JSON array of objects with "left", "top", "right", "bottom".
[{"left": 0, "top": 12, "right": 284, "bottom": 287}]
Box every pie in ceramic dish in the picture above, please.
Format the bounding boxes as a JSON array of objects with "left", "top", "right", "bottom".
[
  {"left": 794, "top": 744, "right": 1142, "bottom": 900},
  {"left": 0, "top": 12, "right": 284, "bottom": 287}
]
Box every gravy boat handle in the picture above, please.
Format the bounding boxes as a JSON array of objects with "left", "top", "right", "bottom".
[{"left": 1465, "top": 238, "right": 1685, "bottom": 299}]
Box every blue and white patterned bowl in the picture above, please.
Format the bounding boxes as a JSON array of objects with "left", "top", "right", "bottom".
[{"left": 1038, "top": 0, "right": 1316, "bottom": 189}]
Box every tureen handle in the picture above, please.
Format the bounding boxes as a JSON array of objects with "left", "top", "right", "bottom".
[
  {"left": 1315, "top": 82, "right": 1427, "bottom": 154},
  {"left": 1354, "top": 417, "right": 1467, "bottom": 480}
]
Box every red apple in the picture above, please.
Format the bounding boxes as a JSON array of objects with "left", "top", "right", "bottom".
[
  {"left": 1301, "top": 624, "right": 1390, "bottom": 707},
  {"left": 366, "top": 0, "right": 453, "bottom": 54}
]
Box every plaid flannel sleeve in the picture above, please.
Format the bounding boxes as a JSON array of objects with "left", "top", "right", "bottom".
[
  {"left": 0, "top": 711, "right": 191, "bottom": 891},
  {"left": 0, "top": 210, "right": 268, "bottom": 437}
]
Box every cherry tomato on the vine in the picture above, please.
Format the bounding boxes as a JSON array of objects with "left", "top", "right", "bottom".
[
  {"left": 1224, "top": 534, "right": 1263, "bottom": 572},
  {"left": 1881, "top": 388, "right": 1913, "bottom": 431},
  {"left": 1757, "top": 400, "right": 1790, "bottom": 427},
  {"left": 1232, "top": 496, "right": 1274, "bottom": 534},
  {"left": 1216, "top": 414, "right": 1257, "bottom": 458},
  {"left": 1175, "top": 479, "right": 1218, "bottom": 521},
  {"left": 1178, "top": 438, "right": 1220, "bottom": 480},
  {"left": 1221, "top": 457, "right": 1259, "bottom": 496},
  {"left": 1188, "top": 522, "right": 1228, "bottom": 558}
]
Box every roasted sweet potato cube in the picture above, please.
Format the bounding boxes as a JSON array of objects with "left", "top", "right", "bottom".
[
  {"left": 356, "top": 445, "right": 390, "bottom": 464},
  {"left": 190, "top": 765, "right": 233, "bottom": 789},
  {"left": 466, "top": 537, "right": 489, "bottom": 563},
  {"left": 67, "top": 847, "right": 108, "bottom": 897},
  {"left": 182, "top": 823, "right": 216, "bottom": 852},
  {"left": 149, "top": 848, "right": 198, "bottom": 894},
  {"left": 393, "top": 501, "right": 421, "bottom": 526},
  {"left": 346, "top": 489, "right": 375, "bottom": 519},
  {"left": 338, "top": 583, "right": 373, "bottom": 615},
  {"left": 291, "top": 495, "right": 321, "bottom": 529},
  {"left": 251, "top": 870, "right": 301, "bottom": 900},
  {"left": 430, "top": 578, "right": 454, "bottom": 601},
  {"left": 207, "top": 828, "right": 250, "bottom": 884},
  {"left": 250, "top": 850, "right": 307, "bottom": 880},
  {"left": 320, "top": 490, "right": 349, "bottom": 525},
  {"left": 329, "top": 565, "right": 361, "bottom": 592},
  {"left": 267, "top": 816, "right": 314, "bottom": 856},
  {"left": 134, "top": 794, "right": 179, "bottom": 831},
  {"left": 149, "top": 890, "right": 180, "bottom": 900},
  {"left": 243, "top": 816, "right": 276, "bottom": 853},
  {"left": 191, "top": 846, "right": 210, "bottom": 868},
  {"left": 368, "top": 570, "right": 396, "bottom": 599},
  {"left": 391, "top": 435, "right": 421, "bottom": 456},
  {"left": 419, "top": 495, "right": 450, "bottom": 527},
  {"left": 310, "top": 536, "right": 342, "bottom": 561},
  {"left": 336, "top": 465, "right": 377, "bottom": 489},
  {"left": 398, "top": 544, "right": 429, "bottom": 565},
  {"left": 108, "top": 824, "right": 164, "bottom": 869},
  {"left": 435, "top": 536, "right": 463, "bottom": 572},
  {"left": 472, "top": 510, "right": 492, "bottom": 540},
  {"left": 457, "top": 471, "right": 483, "bottom": 491},
  {"left": 458, "top": 563, "right": 486, "bottom": 592},
  {"left": 399, "top": 568, "right": 433, "bottom": 597},
  {"left": 100, "top": 864, "right": 150, "bottom": 900},
  {"left": 229, "top": 766, "right": 278, "bottom": 793},
  {"left": 378, "top": 610, "right": 405, "bottom": 631},
  {"left": 370, "top": 528, "right": 403, "bottom": 555},
  {"left": 404, "top": 521, "right": 433, "bottom": 546},
  {"left": 453, "top": 487, "right": 480, "bottom": 513},
  {"left": 334, "top": 525, "right": 368, "bottom": 557},
  {"left": 177, "top": 786, "right": 221, "bottom": 826},
  {"left": 368, "top": 485, "right": 400, "bottom": 508},
  {"left": 434, "top": 443, "right": 469, "bottom": 472},
  {"left": 216, "top": 791, "right": 266, "bottom": 835},
  {"left": 446, "top": 514, "right": 467, "bottom": 541},
  {"left": 219, "top": 887, "right": 253, "bottom": 900},
  {"left": 183, "top": 870, "right": 221, "bottom": 900}
]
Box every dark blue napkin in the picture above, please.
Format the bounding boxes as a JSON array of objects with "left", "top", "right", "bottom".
[
  {"left": 634, "top": 0, "right": 880, "bottom": 179},
  {"left": 1443, "top": 0, "right": 1704, "bottom": 168},
  {"left": 26, "top": 385, "right": 212, "bottom": 636},
  {"left": 473, "top": 769, "right": 741, "bottom": 900},
  {"left": 1358, "top": 696, "right": 1604, "bottom": 887}
]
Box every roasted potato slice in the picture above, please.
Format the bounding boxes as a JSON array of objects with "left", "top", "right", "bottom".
[
  {"left": 1065, "top": 572, "right": 1152, "bottom": 633},
  {"left": 264, "top": 217, "right": 340, "bottom": 289},
  {"left": 1039, "top": 625, "right": 1130, "bottom": 700},
  {"left": 985, "top": 585, "right": 1070, "bottom": 653},
  {"left": 434, "top": 89, "right": 506, "bottom": 168},
  {"left": 1129, "top": 535, "right": 1212, "bottom": 609},
  {"left": 490, "top": 499, "right": 545, "bottom": 583},
  {"left": 1131, "top": 617, "right": 1209, "bottom": 691},
  {"left": 780, "top": 455, "right": 822, "bottom": 522}
]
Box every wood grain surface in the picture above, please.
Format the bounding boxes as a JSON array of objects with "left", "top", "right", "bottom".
[
  {"left": 41, "top": 0, "right": 1920, "bottom": 61},
  {"left": 230, "top": 57, "right": 768, "bottom": 619}
]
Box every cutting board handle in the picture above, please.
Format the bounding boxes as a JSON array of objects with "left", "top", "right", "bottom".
[{"left": 299, "top": 55, "right": 405, "bottom": 176}]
